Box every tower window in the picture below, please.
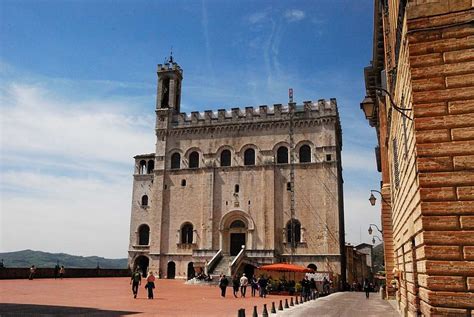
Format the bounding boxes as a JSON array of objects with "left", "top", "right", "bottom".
[
  {"left": 189, "top": 151, "right": 199, "bottom": 168},
  {"left": 235, "top": 184, "right": 240, "bottom": 193},
  {"left": 139, "top": 160, "right": 147, "bottom": 174},
  {"left": 286, "top": 219, "right": 301, "bottom": 247},
  {"left": 277, "top": 146, "right": 289, "bottom": 164},
  {"left": 171, "top": 153, "right": 181, "bottom": 169},
  {"left": 181, "top": 223, "right": 194, "bottom": 244},
  {"left": 147, "top": 160, "right": 154, "bottom": 174},
  {"left": 299, "top": 145, "right": 311, "bottom": 163},
  {"left": 161, "top": 78, "right": 170, "bottom": 108},
  {"left": 287, "top": 182, "right": 292, "bottom": 191},
  {"left": 244, "top": 148, "right": 255, "bottom": 166},
  {"left": 138, "top": 225, "right": 150, "bottom": 245},
  {"left": 326, "top": 154, "right": 332, "bottom": 161},
  {"left": 141, "top": 195, "right": 148, "bottom": 206},
  {"left": 181, "top": 179, "right": 186, "bottom": 187},
  {"left": 220, "top": 150, "right": 231, "bottom": 167}
]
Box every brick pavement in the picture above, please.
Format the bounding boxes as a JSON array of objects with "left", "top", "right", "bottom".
[{"left": 0, "top": 277, "right": 291, "bottom": 316}]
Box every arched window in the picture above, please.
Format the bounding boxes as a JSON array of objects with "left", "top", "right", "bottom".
[
  {"left": 141, "top": 195, "right": 148, "bottom": 206},
  {"left": 286, "top": 219, "right": 301, "bottom": 247},
  {"left": 181, "top": 223, "right": 193, "bottom": 244},
  {"left": 277, "top": 146, "right": 289, "bottom": 164},
  {"left": 244, "top": 148, "right": 255, "bottom": 166},
  {"left": 138, "top": 225, "right": 150, "bottom": 245},
  {"left": 147, "top": 160, "right": 154, "bottom": 174},
  {"left": 299, "top": 145, "right": 311, "bottom": 163},
  {"left": 220, "top": 150, "right": 231, "bottom": 167},
  {"left": 230, "top": 220, "right": 246, "bottom": 228},
  {"left": 139, "top": 160, "right": 147, "bottom": 174},
  {"left": 171, "top": 153, "right": 181, "bottom": 169},
  {"left": 189, "top": 151, "right": 199, "bottom": 168}
]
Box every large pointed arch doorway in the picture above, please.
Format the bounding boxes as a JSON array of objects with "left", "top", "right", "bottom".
[
  {"left": 229, "top": 220, "right": 246, "bottom": 256},
  {"left": 219, "top": 210, "right": 255, "bottom": 255}
]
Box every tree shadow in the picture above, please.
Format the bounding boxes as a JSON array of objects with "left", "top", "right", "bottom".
[{"left": 0, "top": 303, "right": 139, "bottom": 316}]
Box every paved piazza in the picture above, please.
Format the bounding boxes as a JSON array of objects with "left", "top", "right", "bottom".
[{"left": 0, "top": 278, "right": 399, "bottom": 316}]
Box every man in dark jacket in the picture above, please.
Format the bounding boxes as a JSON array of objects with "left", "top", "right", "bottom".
[
  {"left": 219, "top": 274, "right": 229, "bottom": 297},
  {"left": 130, "top": 269, "right": 142, "bottom": 298}
]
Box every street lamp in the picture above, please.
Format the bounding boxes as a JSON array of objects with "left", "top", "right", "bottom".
[
  {"left": 367, "top": 86, "right": 413, "bottom": 121},
  {"left": 360, "top": 96, "right": 375, "bottom": 121},
  {"left": 372, "top": 235, "right": 382, "bottom": 244},
  {"left": 368, "top": 189, "right": 391, "bottom": 206},
  {"left": 368, "top": 224, "right": 383, "bottom": 235}
]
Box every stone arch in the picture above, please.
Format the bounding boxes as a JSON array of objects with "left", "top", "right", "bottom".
[
  {"left": 180, "top": 222, "right": 194, "bottom": 244},
  {"left": 137, "top": 224, "right": 150, "bottom": 245},
  {"left": 219, "top": 210, "right": 255, "bottom": 252},
  {"left": 147, "top": 160, "right": 154, "bottom": 174},
  {"left": 216, "top": 145, "right": 235, "bottom": 167},
  {"left": 167, "top": 261, "right": 176, "bottom": 279},
  {"left": 138, "top": 160, "right": 147, "bottom": 174},
  {"left": 184, "top": 147, "right": 202, "bottom": 169},
  {"left": 133, "top": 255, "right": 149, "bottom": 276},
  {"left": 307, "top": 263, "right": 317, "bottom": 272},
  {"left": 168, "top": 148, "right": 183, "bottom": 169},
  {"left": 187, "top": 262, "right": 195, "bottom": 280},
  {"left": 239, "top": 144, "right": 260, "bottom": 166},
  {"left": 295, "top": 140, "right": 314, "bottom": 163}
]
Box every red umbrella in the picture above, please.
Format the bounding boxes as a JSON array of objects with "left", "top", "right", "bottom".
[{"left": 258, "top": 263, "right": 314, "bottom": 273}]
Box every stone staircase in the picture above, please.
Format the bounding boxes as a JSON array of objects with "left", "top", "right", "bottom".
[{"left": 209, "top": 255, "right": 234, "bottom": 277}]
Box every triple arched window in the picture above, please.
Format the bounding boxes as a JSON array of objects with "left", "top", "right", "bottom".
[{"left": 181, "top": 223, "right": 194, "bottom": 244}]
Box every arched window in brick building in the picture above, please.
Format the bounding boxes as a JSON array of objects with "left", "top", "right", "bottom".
[
  {"left": 189, "top": 151, "right": 199, "bottom": 168},
  {"left": 220, "top": 150, "right": 231, "bottom": 167},
  {"left": 277, "top": 146, "right": 289, "bottom": 164},
  {"left": 181, "top": 223, "right": 194, "bottom": 244},
  {"left": 141, "top": 195, "right": 148, "bottom": 206},
  {"left": 299, "top": 145, "right": 311, "bottom": 163},
  {"left": 138, "top": 224, "right": 150, "bottom": 245},
  {"left": 147, "top": 160, "right": 154, "bottom": 174},
  {"left": 244, "top": 148, "right": 255, "bottom": 166},
  {"left": 171, "top": 153, "right": 181, "bottom": 169},
  {"left": 286, "top": 219, "right": 301, "bottom": 247}
]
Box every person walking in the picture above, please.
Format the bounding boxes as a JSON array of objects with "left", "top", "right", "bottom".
[
  {"left": 28, "top": 265, "right": 36, "bottom": 280},
  {"left": 232, "top": 275, "right": 240, "bottom": 298},
  {"left": 130, "top": 269, "right": 142, "bottom": 298},
  {"left": 54, "top": 263, "right": 60, "bottom": 279},
  {"left": 250, "top": 275, "right": 258, "bottom": 297},
  {"left": 363, "top": 278, "right": 370, "bottom": 299},
  {"left": 310, "top": 277, "right": 317, "bottom": 298},
  {"left": 258, "top": 275, "right": 268, "bottom": 298},
  {"left": 219, "top": 274, "right": 229, "bottom": 297},
  {"left": 239, "top": 273, "right": 248, "bottom": 298},
  {"left": 145, "top": 271, "right": 156, "bottom": 299},
  {"left": 59, "top": 266, "right": 65, "bottom": 279}
]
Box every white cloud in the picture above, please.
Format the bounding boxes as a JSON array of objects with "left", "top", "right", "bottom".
[
  {"left": 0, "top": 77, "right": 155, "bottom": 258},
  {"left": 284, "top": 9, "right": 306, "bottom": 22},
  {"left": 247, "top": 11, "right": 268, "bottom": 24}
]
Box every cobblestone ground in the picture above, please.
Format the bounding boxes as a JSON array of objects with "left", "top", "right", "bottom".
[
  {"left": 0, "top": 277, "right": 290, "bottom": 316},
  {"left": 277, "top": 291, "right": 400, "bottom": 317}
]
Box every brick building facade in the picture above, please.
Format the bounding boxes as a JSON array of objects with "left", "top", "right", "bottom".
[
  {"left": 362, "top": 0, "right": 473, "bottom": 315},
  {"left": 128, "top": 59, "right": 346, "bottom": 285}
]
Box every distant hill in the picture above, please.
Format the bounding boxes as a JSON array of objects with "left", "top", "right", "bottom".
[{"left": 0, "top": 250, "right": 128, "bottom": 269}]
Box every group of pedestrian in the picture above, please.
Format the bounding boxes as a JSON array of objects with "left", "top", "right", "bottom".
[
  {"left": 54, "top": 264, "right": 66, "bottom": 279},
  {"left": 300, "top": 276, "right": 317, "bottom": 301},
  {"left": 130, "top": 268, "right": 156, "bottom": 299},
  {"left": 219, "top": 274, "right": 269, "bottom": 298}
]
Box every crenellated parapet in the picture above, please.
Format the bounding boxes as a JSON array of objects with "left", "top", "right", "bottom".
[
  {"left": 157, "top": 62, "right": 183, "bottom": 76},
  {"left": 166, "top": 99, "right": 338, "bottom": 129}
]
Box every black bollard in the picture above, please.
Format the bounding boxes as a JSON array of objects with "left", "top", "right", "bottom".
[
  {"left": 295, "top": 296, "right": 299, "bottom": 305},
  {"left": 285, "top": 298, "right": 289, "bottom": 309},
  {"left": 262, "top": 304, "right": 269, "bottom": 317},
  {"left": 278, "top": 300, "right": 283, "bottom": 311},
  {"left": 290, "top": 297, "right": 294, "bottom": 306},
  {"left": 252, "top": 305, "right": 258, "bottom": 317},
  {"left": 271, "top": 302, "right": 276, "bottom": 314},
  {"left": 238, "top": 308, "right": 246, "bottom": 317}
]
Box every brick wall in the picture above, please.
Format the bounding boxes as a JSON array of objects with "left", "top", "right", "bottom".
[{"left": 407, "top": 6, "right": 474, "bottom": 315}]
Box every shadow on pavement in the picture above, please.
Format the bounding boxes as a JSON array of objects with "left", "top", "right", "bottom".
[{"left": 0, "top": 303, "right": 139, "bottom": 316}]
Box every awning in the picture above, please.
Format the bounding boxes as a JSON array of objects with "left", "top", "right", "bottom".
[{"left": 258, "top": 263, "right": 314, "bottom": 273}]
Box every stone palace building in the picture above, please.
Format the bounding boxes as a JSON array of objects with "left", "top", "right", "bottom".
[{"left": 128, "top": 59, "right": 345, "bottom": 284}]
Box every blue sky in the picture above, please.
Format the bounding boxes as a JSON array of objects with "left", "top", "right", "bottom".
[{"left": 0, "top": 0, "right": 380, "bottom": 258}]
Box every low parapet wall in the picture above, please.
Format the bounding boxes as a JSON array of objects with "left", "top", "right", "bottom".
[{"left": 0, "top": 267, "right": 131, "bottom": 279}]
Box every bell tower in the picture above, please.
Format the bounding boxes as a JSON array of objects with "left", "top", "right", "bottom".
[{"left": 156, "top": 54, "right": 183, "bottom": 113}]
